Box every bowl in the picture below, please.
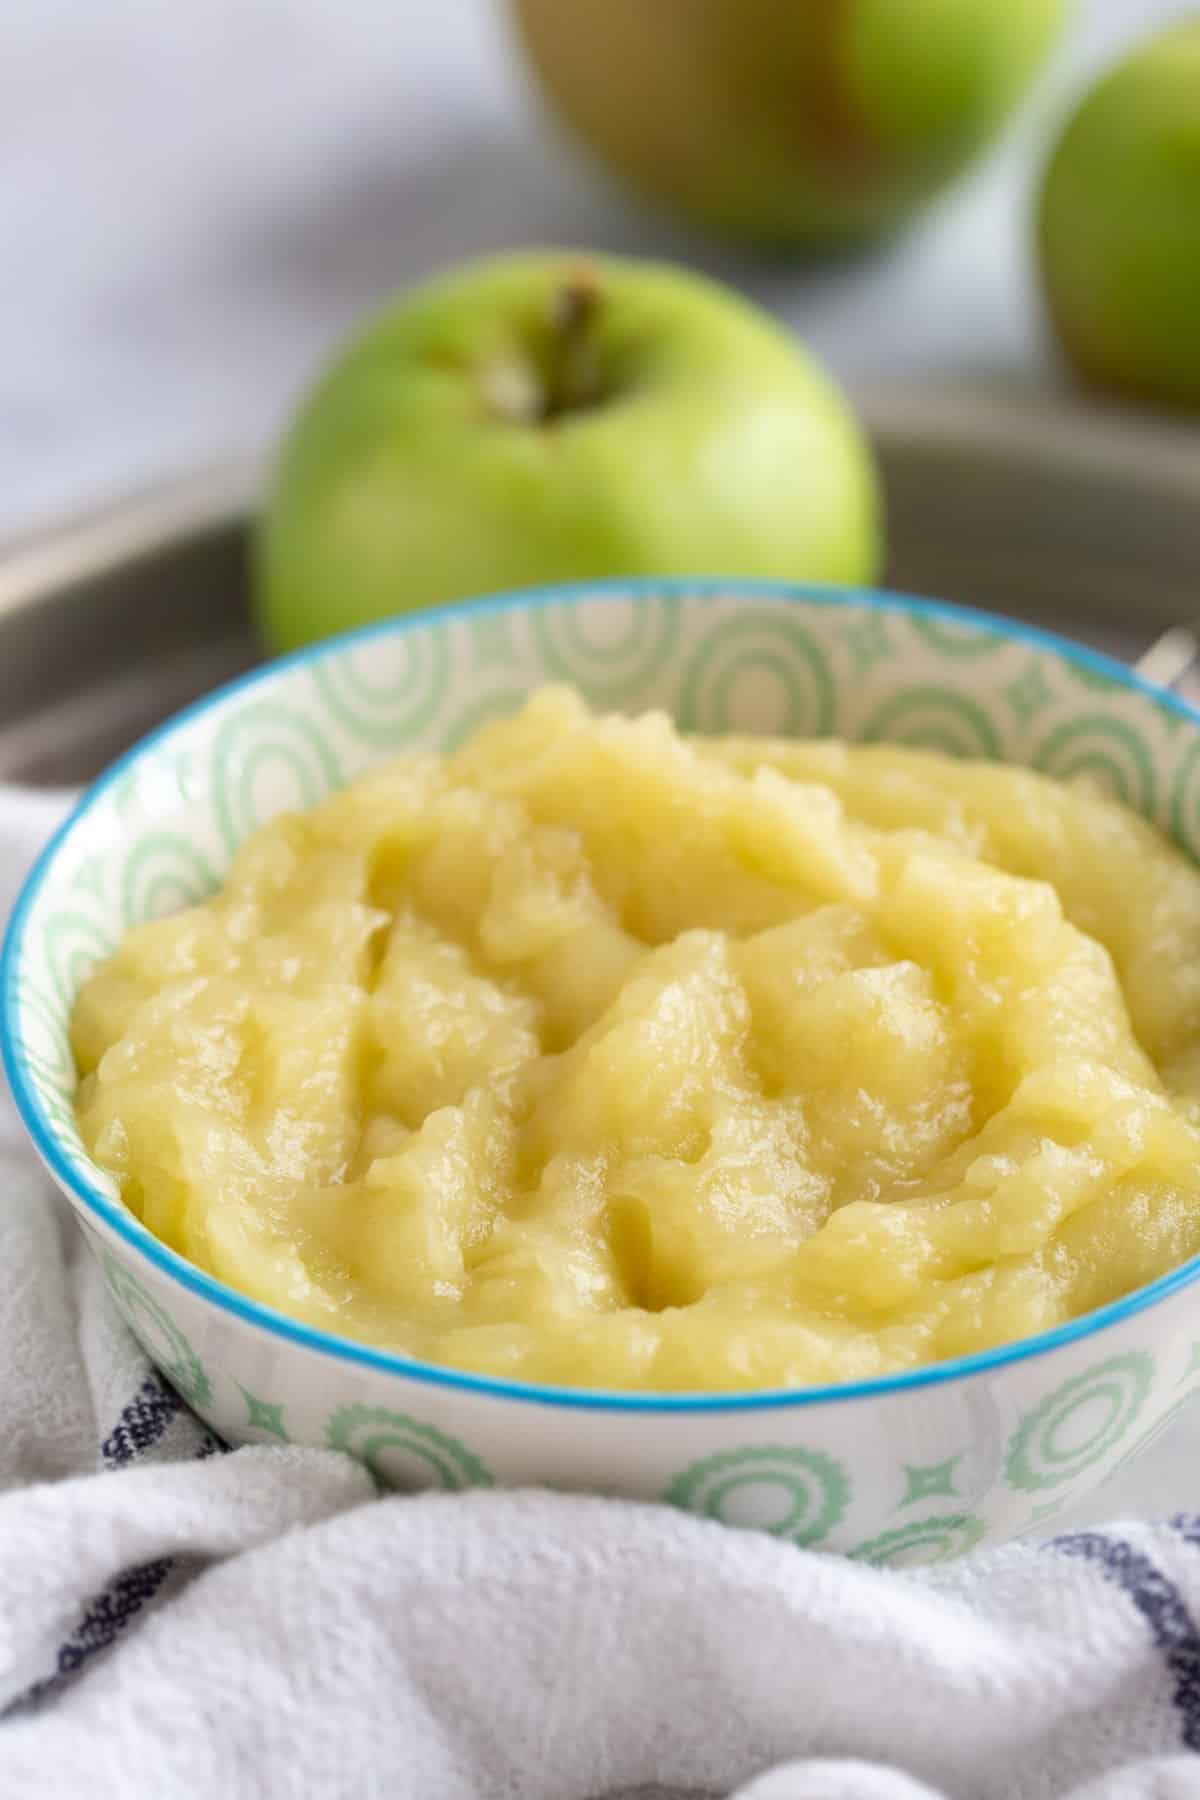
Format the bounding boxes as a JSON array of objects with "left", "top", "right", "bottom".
[{"left": 6, "top": 578, "right": 1200, "bottom": 1566}]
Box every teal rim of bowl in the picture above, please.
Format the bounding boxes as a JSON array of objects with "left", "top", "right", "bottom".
[{"left": 5, "top": 576, "right": 1200, "bottom": 1415}]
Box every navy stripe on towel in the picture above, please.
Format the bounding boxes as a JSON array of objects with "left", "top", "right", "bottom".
[
  {"left": 101, "top": 1372, "right": 184, "bottom": 1467},
  {"left": 1169, "top": 1515, "right": 1200, "bottom": 1550},
  {"left": 1051, "top": 1529, "right": 1200, "bottom": 1750},
  {"left": 5, "top": 1388, "right": 227, "bottom": 1713},
  {"left": 40, "top": 1558, "right": 175, "bottom": 1692}
]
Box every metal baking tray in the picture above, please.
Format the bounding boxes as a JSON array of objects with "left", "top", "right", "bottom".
[{"left": 1, "top": 384, "right": 1197, "bottom": 788}]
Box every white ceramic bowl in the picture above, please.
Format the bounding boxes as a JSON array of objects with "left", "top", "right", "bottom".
[{"left": 7, "top": 579, "right": 1200, "bottom": 1566}]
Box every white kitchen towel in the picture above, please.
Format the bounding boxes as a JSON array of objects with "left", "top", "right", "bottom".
[{"left": 4, "top": 786, "right": 1200, "bottom": 1800}]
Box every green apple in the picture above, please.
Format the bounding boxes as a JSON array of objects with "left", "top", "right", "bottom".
[
  {"left": 255, "top": 252, "right": 882, "bottom": 652},
  {"left": 510, "top": 0, "right": 1067, "bottom": 249},
  {"left": 1038, "top": 20, "right": 1200, "bottom": 411}
]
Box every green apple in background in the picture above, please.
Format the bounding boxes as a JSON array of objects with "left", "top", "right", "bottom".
[
  {"left": 256, "top": 252, "right": 881, "bottom": 652},
  {"left": 509, "top": 0, "right": 1067, "bottom": 249},
  {"left": 1038, "top": 20, "right": 1200, "bottom": 412}
]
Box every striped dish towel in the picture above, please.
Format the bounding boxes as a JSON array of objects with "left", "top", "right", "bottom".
[{"left": 4, "top": 796, "right": 1200, "bottom": 1800}]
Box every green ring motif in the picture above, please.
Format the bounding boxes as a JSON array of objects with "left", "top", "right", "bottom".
[
  {"left": 42, "top": 910, "right": 116, "bottom": 1006},
  {"left": 211, "top": 703, "right": 342, "bottom": 854},
  {"left": 16, "top": 976, "right": 67, "bottom": 1046},
  {"left": 1061, "top": 659, "right": 1125, "bottom": 695},
  {"left": 74, "top": 1149, "right": 117, "bottom": 1195},
  {"left": 101, "top": 1251, "right": 213, "bottom": 1407},
  {"left": 1005, "top": 1351, "right": 1153, "bottom": 1492},
  {"left": 42, "top": 1090, "right": 83, "bottom": 1142},
  {"left": 111, "top": 769, "right": 141, "bottom": 819},
  {"left": 15, "top": 975, "right": 63, "bottom": 1028},
  {"left": 678, "top": 612, "right": 835, "bottom": 737},
  {"left": 663, "top": 1444, "right": 849, "bottom": 1546},
  {"left": 121, "top": 834, "right": 217, "bottom": 928},
  {"left": 1169, "top": 738, "right": 1200, "bottom": 862},
  {"left": 909, "top": 615, "right": 1006, "bottom": 659},
  {"left": 860, "top": 688, "right": 1001, "bottom": 759},
  {"left": 312, "top": 628, "right": 451, "bottom": 749},
  {"left": 70, "top": 853, "right": 109, "bottom": 903},
  {"left": 1152, "top": 696, "right": 1186, "bottom": 740},
  {"left": 443, "top": 689, "right": 533, "bottom": 751},
  {"left": 532, "top": 594, "right": 681, "bottom": 701},
  {"left": 22, "top": 1048, "right": 75, "bottom": 1099},
  {"left": 1032, "top": 716, "right": 1156, "bottom": 815},
  {"left": 15, "top": 979, "right": 74, "bottom": 1090},
  {"left": 850, "top": 1512, "right": 986, "bottom": 1567},
  {"left": 325, "top": 1403, "right": 494, "bottom": 1491}
]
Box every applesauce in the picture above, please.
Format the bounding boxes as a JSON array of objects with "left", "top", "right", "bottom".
[{"left": 72, "top": 686, "right": 1200, "bottom": 1391}]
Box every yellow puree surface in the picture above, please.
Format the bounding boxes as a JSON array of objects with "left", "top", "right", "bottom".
[{"left": 72, "top": 688, "right": 1200, "bottom": 1390}]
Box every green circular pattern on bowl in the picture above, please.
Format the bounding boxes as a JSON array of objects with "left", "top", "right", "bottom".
[
  {"left": 663, "top": 1444, "right": 850, "bottom": 1545},
  {"left": 9, "top": 579, "right": 1200, "bottom": 1548},
  {"left": 1004, "top": 1352, "right": 1153, "bottom": 1492},
  {"left": 29, "top": 587, "right": 1200, "bottom": 935},
  {"left": 326, "top": 1403, "right": 495, "bottom": 1492},
  {"left": 850, "top": 1513, "right": 987, "bottom": 1568},
  {"left": 101, "top": 1251, "right": 213, "bottom": 1408},
  {"left": 532, "top": 587, "right": 682, "bottom": 702},
  {"left": 313, "top": 630, "right": 452, "bottom": 746},
  {"left": 120, "top": 834, "right": 217, "bottom": 929}
]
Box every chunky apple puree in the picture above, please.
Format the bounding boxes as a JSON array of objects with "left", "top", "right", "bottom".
[{"left": 72, "top": 687, "right": 1200, "bottom": 1390}]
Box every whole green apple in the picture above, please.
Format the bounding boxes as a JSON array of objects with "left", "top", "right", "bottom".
[
  {"left": 510, "top": 0, "right": 1067, "bottom": 248},
  {"left": 255, "top": 252, "right": 881, "bottom": 652},
  {"left": 1038, "top": 20, "right": 1200, "bottom": 411}
]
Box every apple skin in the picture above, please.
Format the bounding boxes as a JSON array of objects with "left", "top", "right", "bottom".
[
  {"left": 255, "top": 252, "right": 882, "bottom": 653},
  {"left": 1038, "top": 20, "right": 1200, "bottom": 413},
  {"left": 510, "top": 0, "right": 1067, "bottom": 249}
]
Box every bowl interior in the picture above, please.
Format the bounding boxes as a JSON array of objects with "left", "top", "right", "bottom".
[{"left": 7, "top": 579, "right": 1199, "bottom": 1329}]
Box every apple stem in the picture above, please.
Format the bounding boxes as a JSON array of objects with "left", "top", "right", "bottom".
[
  {"left": 480, "top": 270, "right": 606, "bottom": 427},
  {"left": 550, "top": 274, "right": 598, "bottom": 340},
  {"left": 542, "top": 272, "right": 604, "bottom": 421}
]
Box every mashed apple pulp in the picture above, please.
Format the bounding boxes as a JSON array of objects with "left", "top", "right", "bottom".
[{"left": 72, "top": 688, "right": 1200, "bottom": 1390}]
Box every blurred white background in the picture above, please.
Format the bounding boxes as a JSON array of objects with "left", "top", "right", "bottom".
[{"left": 0, "top": 0, "right": 1192, "bottom": 538}]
